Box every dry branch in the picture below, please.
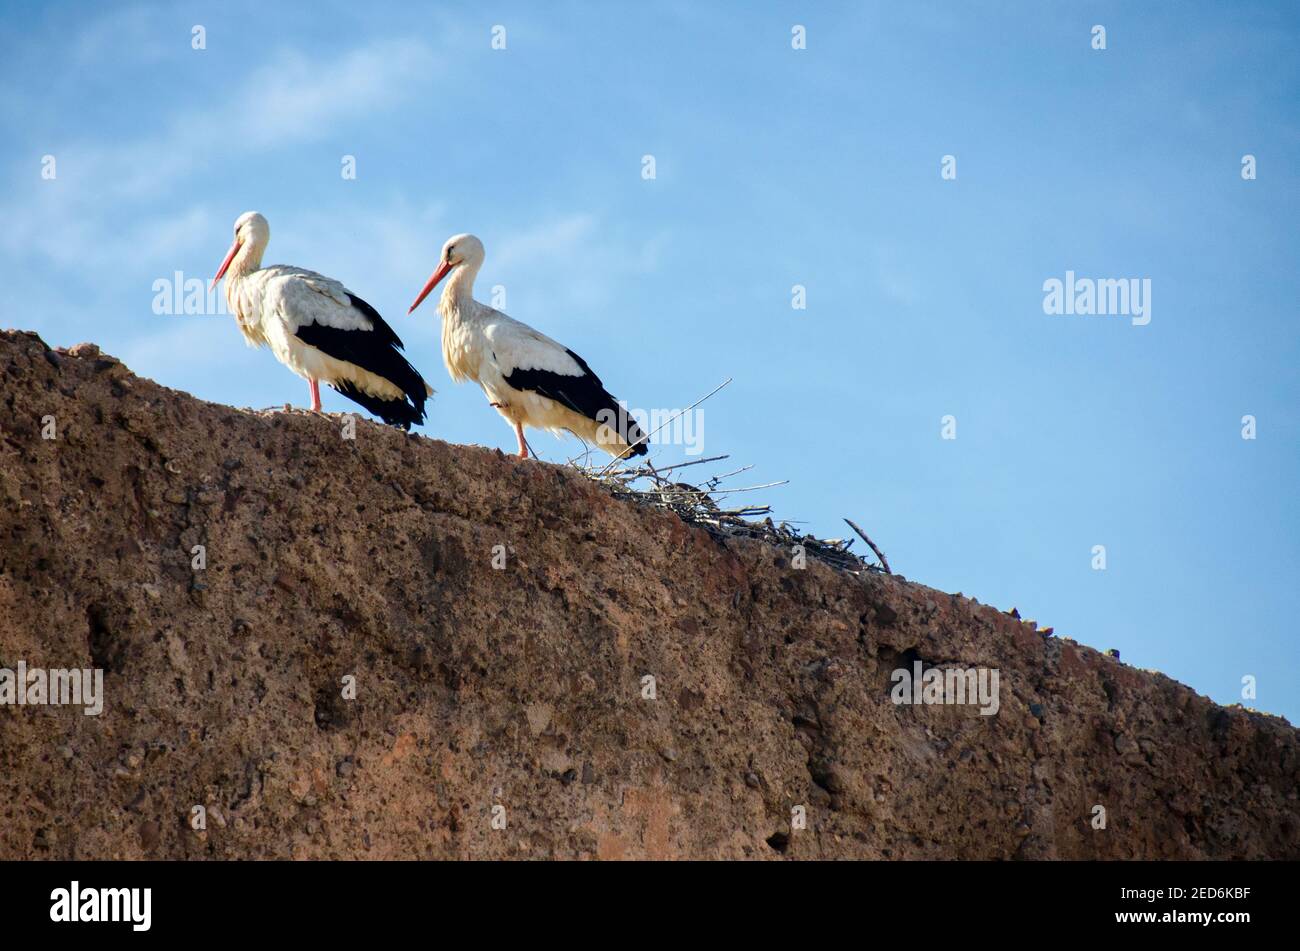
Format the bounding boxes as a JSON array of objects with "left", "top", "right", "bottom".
[
  {"left": 574, "top": 454, "right": 890, "bottom": 577},
  {"left": 844, "top": 517, "right": 892, "bottom": 574}
]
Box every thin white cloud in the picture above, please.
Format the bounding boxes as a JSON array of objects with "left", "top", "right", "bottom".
[
  {"left": 1, "top": 35, "right": 440, "bottom": 273},
  {"left": 280, "top": 199, "right": 450, "bottom": 313},
  {"left": 234, "top": 41, "right": 435, "bottom": 152},
  {"left": 70, "top": 4, "right": 174, "bottom": 67},
  {"left": 493, "top": 214, "right": 603, "bottom": 271},
  {"left": 1, "top": 12, "right": 664, "bottom": 388},
  {"left": 39, "top": 37, "right": 437, "bottom": 205},
  {"left": 277, "top": 205, "right": 668, "bottom": 332},
  {"left": 485, "top": 213, "right": 669, "bottom": 323}
]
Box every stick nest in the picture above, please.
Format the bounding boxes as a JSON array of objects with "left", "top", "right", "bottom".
[{"left": 571, "top": 453, "right": 890, "bottom": 576}]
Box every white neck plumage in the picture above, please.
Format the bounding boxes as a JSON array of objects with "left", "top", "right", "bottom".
[
  {"left": 227, "top": 240, "right": 265, "bottom": 285},
  {"left": 223, "top": 240, "right": 267, "bottom": 334},
  {"left": 439, "top": 260, "right": 482, "bottom": 320}
]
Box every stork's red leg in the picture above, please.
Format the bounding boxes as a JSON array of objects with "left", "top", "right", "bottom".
[
  {"left": 514, "top": 421, "right": 528, "bottom": 459},
  {"left": 309, "top": 379, "right": 322, "bottom": 412}
]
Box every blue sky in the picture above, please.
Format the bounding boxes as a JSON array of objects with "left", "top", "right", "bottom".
[{"left": 2, "top": 2, "right": 1296, "bottom": 723}]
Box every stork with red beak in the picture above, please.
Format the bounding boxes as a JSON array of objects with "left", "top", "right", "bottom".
[
  {"left": 408, "top": 233, "right": 647, "bottom": 459},
  {"left": 211, "top": 211, "right": 432, "bottom": 429}
]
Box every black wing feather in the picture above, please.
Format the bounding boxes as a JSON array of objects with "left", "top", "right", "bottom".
[
  {"left": 292, "top": 293, "right": 430, "bottom": 429},
  {"left": 330, "top": 380, "right": 424, "bottom": 431},
  {"left": 504, "top": 349, "right": 647, "bottom": 455}
]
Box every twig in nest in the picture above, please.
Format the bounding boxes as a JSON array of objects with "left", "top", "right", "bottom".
[
  {"left": 650, "top": 454, "right": 730, "bottom": 475},
  {"left": 574, "top": 451, "right": 888, "bottom": 577},
  {"left": 844, "top": 517, "right": 891, "bottom": 574},
  {"left": 597, "top": 378, "right": 733, "bottom": 475}
]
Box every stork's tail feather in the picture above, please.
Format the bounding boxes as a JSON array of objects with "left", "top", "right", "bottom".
[
  {"left": 331, "top": 380, "right": 427, "bottom": 431},
  {"left": 599, "top": 401, "right": 649, "bottom": 457}
]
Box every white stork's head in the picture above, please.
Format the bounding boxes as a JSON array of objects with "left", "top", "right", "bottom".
[
  {"left": 408, "top": 233, "right": 485, "bottom": 314},
  {"left": 210, "top": 211, "right": 270, "bottom": 290}
]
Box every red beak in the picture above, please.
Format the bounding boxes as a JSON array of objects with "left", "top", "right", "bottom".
[
  {"left": 408, "top": 260, "right": 453, "bottom": 314},
  {"left": 210, "top": 240, "right": 241, "bottom": 292}
]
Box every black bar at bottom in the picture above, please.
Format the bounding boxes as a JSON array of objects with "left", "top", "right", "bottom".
[{"left": 0, "top": 859, "right": 1289, "bottom": 937}]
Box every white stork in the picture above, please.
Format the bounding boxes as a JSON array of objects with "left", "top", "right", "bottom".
[
  {"left": 210, "top": 211, "right": 432, "bottom": 430},
  {"left": 407, "top": 233, "right": 647, "bottom": 459}
]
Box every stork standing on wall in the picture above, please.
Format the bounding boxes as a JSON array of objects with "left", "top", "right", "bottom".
[
  {"left": 407, "top": 233, "right": 647, "bottom": 458},
  {"left": 211, "top": 211, "right": 433, "bottom": 430}
]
